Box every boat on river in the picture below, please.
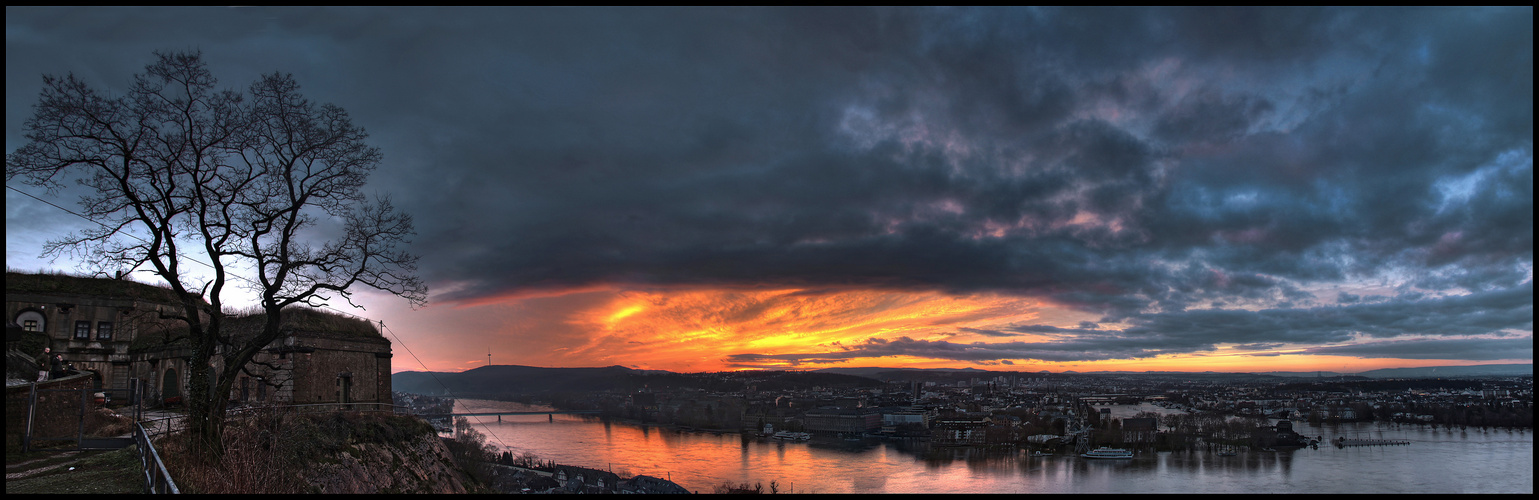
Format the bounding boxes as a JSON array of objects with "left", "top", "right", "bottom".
[
  {"left": 1081, "top": 447, "right": 1134, "bottom": 459},
  {"left": 773, "top": 431, "right": 811, "bottom": 441},
  {"left": 1030, "top": 451, "right": 1054, "bottom": 457}
]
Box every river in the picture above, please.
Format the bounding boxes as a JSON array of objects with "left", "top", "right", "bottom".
[{"left": 449, "top": 399, "right": 1532, "bottom": 494}]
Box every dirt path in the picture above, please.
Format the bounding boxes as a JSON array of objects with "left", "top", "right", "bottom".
[{"left": 5, "top": 450, "right": 83, "bottom": 480}]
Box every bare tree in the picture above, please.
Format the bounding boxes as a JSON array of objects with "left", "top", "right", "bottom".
[{"left": 7, "top": 51, "right": 426, "bottom": 460}]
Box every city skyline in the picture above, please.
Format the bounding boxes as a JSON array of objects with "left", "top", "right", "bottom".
[{"left": 6, "top": 7, "right": 1533, "bottom": 374}]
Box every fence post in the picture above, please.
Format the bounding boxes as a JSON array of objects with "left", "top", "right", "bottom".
[
  {"left": 25, "top": 382, "right": 38, "bottom": 454},
  {"left": 129, "top": 378, "right": 142, "bottom": 422},
  {"left": 78, "top": 383, "right": 89, "bottom": 450}
]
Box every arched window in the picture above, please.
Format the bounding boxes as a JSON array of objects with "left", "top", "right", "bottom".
[{"left": 15, "top": 310, "right": 45, "bottom": 333}]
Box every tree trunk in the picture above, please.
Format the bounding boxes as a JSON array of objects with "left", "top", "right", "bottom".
[{"left": 185, "top": 344, "right": 227, "bottom": 462}]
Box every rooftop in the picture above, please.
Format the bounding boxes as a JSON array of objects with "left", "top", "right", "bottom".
[
  {"left": 131, "top": 306, "right": 384, "bottom": 351},
  {"left": 3, "top": 271, "right": 383, "bottom": 352},
  {"left": 5, "top": 270, "right": 192, "bottom": 305}
]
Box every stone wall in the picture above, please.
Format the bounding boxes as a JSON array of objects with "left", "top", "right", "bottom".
[
  {"left": 8, "top": 280, "right": 193, "bottom": 396},
  {"left": 286, "top": 335, "right": 391, "bottom": 405},
  {"left": 10, "top": 273, "right": 395, "bottom": 411}
]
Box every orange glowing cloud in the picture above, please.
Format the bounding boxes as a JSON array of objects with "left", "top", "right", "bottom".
[
  {"left": 369, "top": 282, "right": 1529, "bottom": 375},
  {"left": 545, "top": 287, "right": 1052, "bottom": 372}
]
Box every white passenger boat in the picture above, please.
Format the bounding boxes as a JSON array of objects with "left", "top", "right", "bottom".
[
  {"left": 772, "top": 431, "right": 811, "bottom": 441},
  {"left": 1081, "top": 447, "right": 1134, "bottom": 459}
]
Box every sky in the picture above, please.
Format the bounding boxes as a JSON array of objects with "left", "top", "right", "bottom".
[{"left": 6, "top": 7, "right": 1533, "bottom": 374}]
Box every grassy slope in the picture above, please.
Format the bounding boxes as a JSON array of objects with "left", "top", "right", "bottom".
[
  {"left": 4, "top": 447, "right": 142, "bottom": 494},
  {"left": 4, "top": 411, "right": 478, "bottom": 494}
]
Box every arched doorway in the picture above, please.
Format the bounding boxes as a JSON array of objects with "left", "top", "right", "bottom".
[{"left": 162, "top": 368, "right": 180, "bottom": 401}]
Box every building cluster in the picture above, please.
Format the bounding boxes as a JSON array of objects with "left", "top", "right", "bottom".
[
  {"left": 397, "top": 392, "right": 455, "bottom": 415},
  {"left": 533, "top": 369, "right": 1533, "bottom": 450},
  {"left": 1172, "top": 376, "right": 1535, "bottom": 427},
  {"left": 481, "top": 457, "right": 691, "bottom": 494}
]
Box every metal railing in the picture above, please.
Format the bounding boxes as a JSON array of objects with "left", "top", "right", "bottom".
[{"left": 133, "top": 422, "right": 180, "bottom": 494}]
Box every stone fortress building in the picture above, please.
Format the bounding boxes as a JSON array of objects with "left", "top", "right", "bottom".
[{"left": 6, "top": 271, "right": 391, "bottom": 407}]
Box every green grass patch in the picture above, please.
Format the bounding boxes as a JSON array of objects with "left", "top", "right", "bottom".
[
  {"left": 4, "top": 447, "right": 142, "bottom": 494},
  {"left": 6, "top": 442, "right": 81, "bottom": 469}
]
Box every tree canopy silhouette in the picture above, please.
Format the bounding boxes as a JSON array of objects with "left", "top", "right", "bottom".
[{"left": 7, "top": 51, "right": 427, "bottom": 460}]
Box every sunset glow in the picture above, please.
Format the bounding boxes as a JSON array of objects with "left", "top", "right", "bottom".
[
  {"left": 7, "top": 7, "right": 1531, "bottom": 378},
  {"left": 361, "top": 282, "right": 1531, "bottom": 375},
  {"left": 462, "top": 286, "right": 1051, "bottom": 372}
]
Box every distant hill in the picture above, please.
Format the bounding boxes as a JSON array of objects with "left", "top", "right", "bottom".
[
  {"left": 1247, "top": 364, "right": 1532, "bottom": 379},
  {"left": 1248, "top": 371, "right": 1355, "bottom": 378},
  {"left": 817, "top": 367, "right": 1310, "bottom": 382},
  {"left": 394, "top": 363, "right": 1532, "bottom": 395},
  {"left": 812, "top": 366, "right": 990, "bottom": 378},
  {"left": 392, "top": 365, "right": 640, "bottom": 396},
  {"left": 393, "top": 365, "right": 881, "bottom": 396},
  {"left": 1358, "top": 363, "right": 1532, "bottom": 378},
  {"left": 815, "top": 363, "right": 1532, "bottom": 380}
]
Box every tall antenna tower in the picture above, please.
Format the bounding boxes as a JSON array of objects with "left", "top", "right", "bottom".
[{"left": 488, "top": 347, "right": 492, "bottom": 367}]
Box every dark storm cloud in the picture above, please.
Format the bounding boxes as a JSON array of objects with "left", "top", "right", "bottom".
[
  {"left": 391, "top": 6, "right": 1529, "bottom": 313},
  {"left": 959, "top": 327, "right": 1023, "bottom": 338},
  {"left": 6, "top": 7, "right": 1533, "bottom": 345},
  {"left": 1029, "top": 281, "right": 1533, "bottom": 344}
]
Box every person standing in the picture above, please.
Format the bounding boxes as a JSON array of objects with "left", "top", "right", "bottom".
[
  {"left": 35, "top": 347, "right": 51, "bottom": 382},
  {"left": 49, "top": 352, "right": 64, "bottom": 379}
]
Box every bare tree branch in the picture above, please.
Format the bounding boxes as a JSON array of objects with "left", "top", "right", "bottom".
[{"left": 6, "top": 51, "right": 427, "bottom": 461}]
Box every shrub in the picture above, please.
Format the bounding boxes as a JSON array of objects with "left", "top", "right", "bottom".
[
  {"left": 156, "top": 408, "right": 436, "bottom": 493},
  {"left": 84, "top": 408, "right": 133, "bottom": 438}
]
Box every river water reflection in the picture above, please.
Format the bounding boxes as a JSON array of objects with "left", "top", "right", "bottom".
[{"left": 451, "top": 399, "right": 1532, "bottom": 494}]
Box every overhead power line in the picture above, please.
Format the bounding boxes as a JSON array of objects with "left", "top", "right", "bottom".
[{"left": 11, "top": 184, "right": 377, "bottom": 321}]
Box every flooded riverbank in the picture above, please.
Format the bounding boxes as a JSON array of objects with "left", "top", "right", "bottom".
[{"left": 449, "top": 399, "right": 1532, "bottom": 493}]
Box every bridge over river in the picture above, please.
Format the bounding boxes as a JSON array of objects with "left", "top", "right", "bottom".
[{"left": 417, "top": 410, "right": 602, "bottom": 418}]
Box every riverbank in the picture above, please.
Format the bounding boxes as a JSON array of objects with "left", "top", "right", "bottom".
[{"left": 450, "top": 401, "right": 1536, "bottom": 494}]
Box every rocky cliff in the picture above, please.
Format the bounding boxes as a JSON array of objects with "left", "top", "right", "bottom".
[
  {"left": 299, "top": 430, "right": 471, "bottom": 494},
  {"left": 162, "top": 410, "right": 484, "bottom": 494}
]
